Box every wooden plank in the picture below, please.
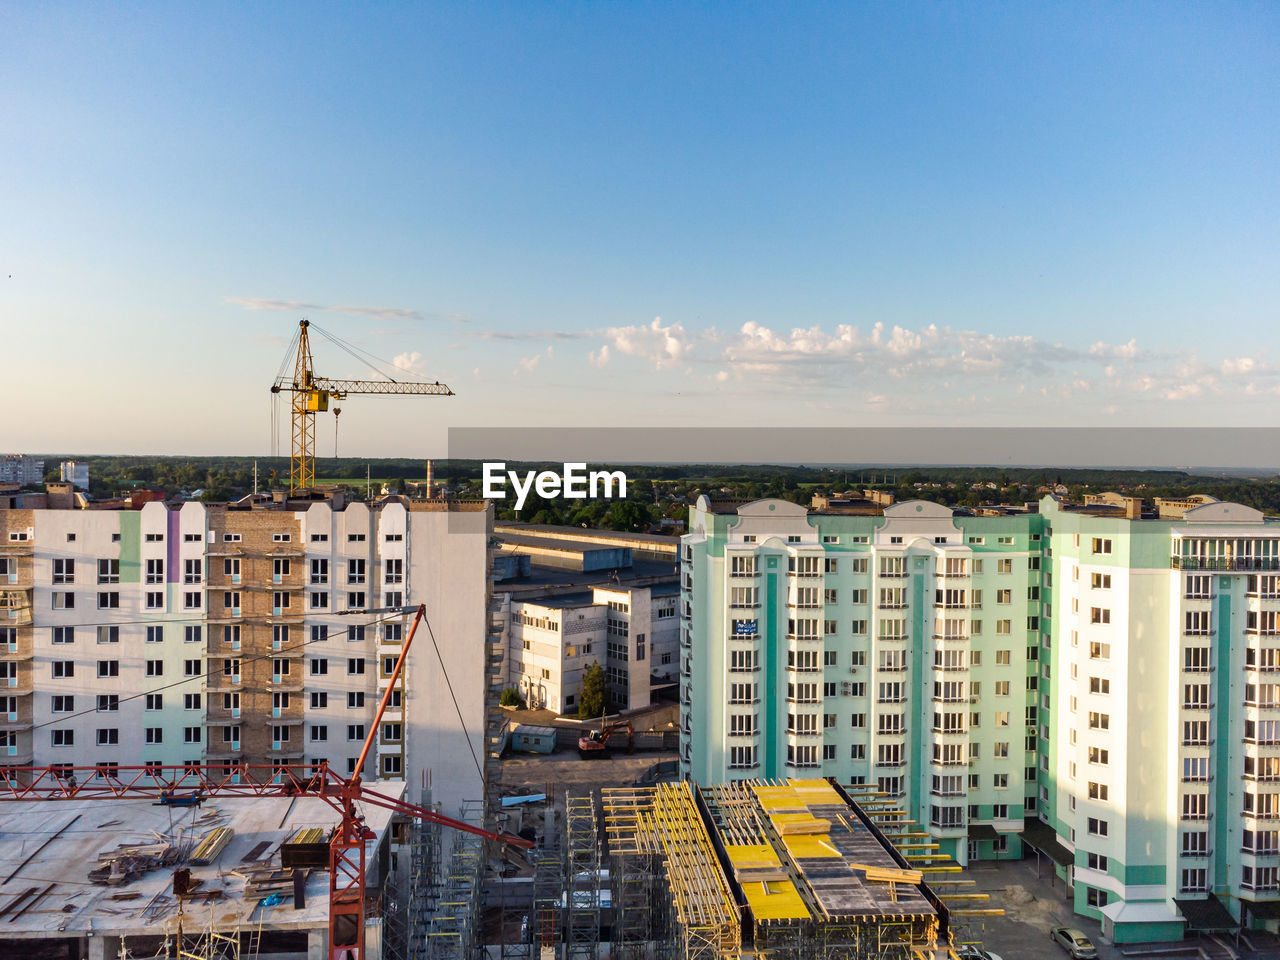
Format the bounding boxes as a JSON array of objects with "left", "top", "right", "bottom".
[
  {"left": 4, "top": 814, "right": 81, "bottom": 884},
  {"left": 7, "top": 883, "right": 55, "bottom": 923},
  {"left": 0, "top": 888, "right": 38, "bottom": 920}
]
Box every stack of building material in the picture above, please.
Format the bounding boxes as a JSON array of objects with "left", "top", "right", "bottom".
[
  {"left": 189, "top": 827, "right": 234, "bottom": 866},
  {"left": 88, "top": 842, "right": 178, "bottom": 885}
]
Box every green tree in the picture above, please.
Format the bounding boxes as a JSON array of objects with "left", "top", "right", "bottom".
[
  {"left": 499, "top": 687, "right": 524, "bottom": 708},
  {"left": 577, "top": 662, "right": 606, "bottom": 720}
]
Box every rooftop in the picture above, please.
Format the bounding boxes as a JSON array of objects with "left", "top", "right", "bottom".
[{"left": 0, "top": 785, "right": 401, "bottom": 940}]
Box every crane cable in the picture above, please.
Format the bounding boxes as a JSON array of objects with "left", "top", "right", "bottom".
[{"left": 422, "top": 614, "right": 483, "bottom": 783}]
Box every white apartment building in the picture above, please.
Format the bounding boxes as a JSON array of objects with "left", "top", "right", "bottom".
[{"left": 0, "top": 494, "right": 492, "bottom": 822}]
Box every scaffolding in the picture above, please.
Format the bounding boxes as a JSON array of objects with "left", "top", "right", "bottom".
[
  {"left": 564, "top": 793, "right": 601, "bottom": 960},
  {"left": 602, "top": 789, "right": 672, "bottom": 960},
  {"left": 602, "top": 783, "right": 741, "bottom": 960},
  {"left": 532, "top": 800, "right": 563, "bottom": 957},
  {"left": 424, "top": 800, "right": 486, "bottom": 960},
  {"left": 402, "top": 790, "right": 442, "bottom": 960}
]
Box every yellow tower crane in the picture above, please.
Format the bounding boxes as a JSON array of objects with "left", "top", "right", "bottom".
[{"left": 270, "top": 318, "right": 453, "bottom": 494}]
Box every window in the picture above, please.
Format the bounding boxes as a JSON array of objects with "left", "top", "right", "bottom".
[
  {"left": 145, "top": 591, "right": 163, "bottom": 609},
  {"left": 1089, "top": 677, "right": 1110, "bottom": 695},
  {"left": 1185, "top": 610, "right": 1211, "bottom": 635},
  {"left": 348, "top": 692, "right": 365, "bottom": 709},
  {"left": 184, "top": 693, "right": 201, "bottom": 710},
  {"left": 52, "top": 695, "right": 74, "bottom": 712},
  {"left": 146, "top": 728, "right": 163, "bottom": 744},
  {"left": 347, "top": 657, "right": 366, "bottom": 675},
  {"left": 347, "top": 533, "right": 366, "bottom": 542},
  {"left": 97, "top": 694, "right": 118, "bottom": 712},
  {"left": 310, "top": 691, "right": 328, "bottom": 708},
  {"left": 96, "top": 728, "right": 119, "bottom": 745},
  {"left": 98, "top": 660, "right": 119, "bottom": 678},
  {"left": 98, "top": 559, "right": 120, "bottom": 583},
  {"left": 311, "top": 658, "right": 329, "bottom": 676},
  {"left": 311, "top": 533, "right": 329, "bottom": 542},
  {"left": 1090, "top": 607, "right": 1110, "bottom": 624},
  {"left": 347, "top": 724, "right": 366, "bottom": 741},
  {"left": 1091, "top": 538, "right": 1112, "bottom": 555},
  {"left": 52, "top": 591, "right": 75, "bottom": 609},
  {"left": 347, "top": 591, "right": 366, "bottom": 609},
  {"left": 52, "top": 729, "right": 74, "bottom": 747},
  {"left": 272, "top": 658, "right": 290, "bottom": 677},
  {"left": 52, "top": 626, "right": 74, "bottom": 644},
  {"left": 347, "top": 559, "right": 366, "bottom": 584},
  {"left": 146, "top": 660, "right": 163, "bottom": 677},
  {"left": 1180, "top": 868, "right": 1207, "bottom": 893},
  {"left": 52, "top": 558, "right": 75, "bottom": 584},
  {"left": 1088, "top": 781, "right": 1108, "bottom": 801},
  {"left": 184, "top": 659, "right": 201, "bottom": 677},
  {"left": 311, "top": 725, "right": 328, "bottom": 742},
  {"left": 145, "top": 694, "right": 163, "bottom": 710},
  {"left": 145, "top": 559, "right": 164, "bottom": 584},
  {"left": 185, "top": 625, "right": 201, "bottom": 644},
  {"left": 1087, "top": 817, "right": 1109, "bottom": 837},
  {"left": 223, "top": 591, "right": 240, "bottom": 610},
  {"left": 184, "top": 727, "right": 202, "bottom": 744},
  {"left": 1088, "top": 747, "right": 1109, "bottom": 765}
]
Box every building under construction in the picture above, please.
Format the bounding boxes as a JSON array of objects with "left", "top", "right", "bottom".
[{"left": 421, "top": 777, "right": 999, "bottom": 960}]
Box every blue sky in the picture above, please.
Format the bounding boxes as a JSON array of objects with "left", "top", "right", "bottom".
[{"left": 2, "top": 3, "right": 1277, "bottom": 455}]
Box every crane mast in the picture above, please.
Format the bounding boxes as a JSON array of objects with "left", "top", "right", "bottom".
[{"left": 270, "top": 319, "right": 454, "bottom": 495}]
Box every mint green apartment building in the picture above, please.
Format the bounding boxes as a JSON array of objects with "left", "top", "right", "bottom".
[{"left": 679, "top": 494, "right": 1280, "bottom": 943}]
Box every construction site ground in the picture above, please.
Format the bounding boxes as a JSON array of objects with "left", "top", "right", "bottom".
[
  {"left": 961, "top": 858, "right": 1123, "bottom": 960},
  {"left": 498, "top": 749, "right": 678, "bottom": 800}
]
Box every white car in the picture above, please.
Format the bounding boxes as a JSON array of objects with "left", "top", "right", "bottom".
[
  {"left": 956, "top": 946, "right": 1004, "bottom": 960},
  {"left": 1051, "top": 926, "right": 1099, "bottom": 959}
]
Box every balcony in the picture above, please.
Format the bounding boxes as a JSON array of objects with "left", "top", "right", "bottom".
[
  {"left": 1243, "top": 810, "right": 1280, "bottom": 822},
  {"left": 1173, "top": 557, "right": 1280, "bottom": 572},
  {"left": 879, "top": 601, "right": 908, "bottom": 610},
  {"left": 729, "top": 569, "right": 759, "bottom": 579}
]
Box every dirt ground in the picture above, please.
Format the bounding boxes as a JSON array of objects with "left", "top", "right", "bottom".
[{"left": 498, "top": 749, "right": 677, "bottom": 800}]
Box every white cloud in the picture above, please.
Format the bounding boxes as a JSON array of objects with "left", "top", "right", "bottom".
[
  {"left": 515, "top": 354, "right": 541, "bottom": 375},
  {"left": 470, "top": 329, "right": 589, "bottom": 341},
  {"left": 392, "top": 351, "right": 423, "bottom": 372},
  {"left": 1089, "top": 338, "right": 1140, "bottom": 360},
  {"left": 602, "top": 316, "right": 692, "bottom": 369},
  {"left": 226, "top": 296, "right": 464, "bottom": 325},
  {"left": 589, "top": 345, "right": 611, "bottom": 368},
  {"left": 1222, "top": 356, "right": 1258, "bottom": 376}
]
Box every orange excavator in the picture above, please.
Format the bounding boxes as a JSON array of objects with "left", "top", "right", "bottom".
[{"left": 578, "top": 718, "right": 634, "bottom": 759}]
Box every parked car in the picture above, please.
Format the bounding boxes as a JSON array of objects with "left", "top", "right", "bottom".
[
  {"left": 1050, "top": 926, "right": 1098, "bottom": 959},
  {"left": 956, "top": 945, "right": 1004, "bottom": 960}
]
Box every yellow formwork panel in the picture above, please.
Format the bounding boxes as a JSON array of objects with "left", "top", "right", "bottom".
[
  {"left": 741, "top": 879, "right": 809, "bottom": 921},
  {"left": 724, "top": 843, "right": 782, "bottom": 867},
  {"left": 780, "top": 834, "right": 841, "bottom": 859},
  {"left": 769, "top": 812, "right": 831, "bottom": 835}
]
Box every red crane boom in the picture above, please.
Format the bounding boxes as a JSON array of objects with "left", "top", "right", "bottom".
[{"left": 0, "top": 605, "right": 529, "bottom": 960}]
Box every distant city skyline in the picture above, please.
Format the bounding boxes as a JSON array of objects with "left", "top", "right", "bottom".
[{"left": 2, "top": 3, "right": 1276, "bottom": 454}]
